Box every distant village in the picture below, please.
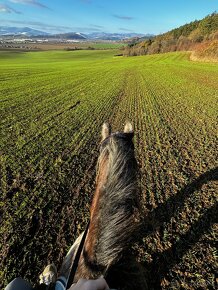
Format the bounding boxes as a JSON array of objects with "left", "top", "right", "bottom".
[
  {"left": 0, "top": 36, "right": 130, "bottom": 51},
  {"left": 0, "top": 37, "right": 90, "bottom": 50}
]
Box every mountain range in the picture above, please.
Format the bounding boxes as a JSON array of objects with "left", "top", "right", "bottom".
[{"left": 0, "top": 26, "right": 148, "bottom": 40}]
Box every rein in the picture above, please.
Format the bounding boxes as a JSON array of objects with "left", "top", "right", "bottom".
[{"left": 66, "top": 221, "right": 90, "bottom": 289}]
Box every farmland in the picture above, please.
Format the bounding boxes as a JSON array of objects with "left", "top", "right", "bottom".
[
  {"left": 0, "top": 50, "right": 217, "bottom": 289},
  {"left": 0, "top": 41, "right": 126, "bottom": 51}
]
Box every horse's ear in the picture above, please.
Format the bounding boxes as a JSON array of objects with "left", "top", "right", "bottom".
[
  {"left": 102, "top": 123, "right": 111, "bottom": 140},
  {"left": 124, "top": 122, "right": 133, "bottom": 133}
]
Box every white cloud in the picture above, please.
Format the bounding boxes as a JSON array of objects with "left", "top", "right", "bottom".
[
  {"left": 9, "top": 0, "right": 49, "bottom": 9},
  {"left": 119, "top": 28, "right": 134, "bottom": 32},
  {"left": 113, "top": 14, "right": 134, "bottom": 20},
  {"left": 90, "top": 24, "right": 104, "bottom": 29},
  {"left": 1, "top": 19, "right": 71, "bottom": 30},
  {"left": 0, "top": 4, "right": 21, "bottom": 14}
]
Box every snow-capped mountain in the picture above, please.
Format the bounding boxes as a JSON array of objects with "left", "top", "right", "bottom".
[
  {"left": 0, "top": 27, "right": 150, "bottom": 40},
  {"left": 86, "top": 32, "right": 146, "bottom": 40},
  {"left": 51, "top": 32, "right": 87, "bottom": 40}
]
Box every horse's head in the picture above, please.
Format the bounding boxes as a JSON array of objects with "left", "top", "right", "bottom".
[
  {"left": 83, "top": 122, "right": 139, "bottom": 271},
  {"left": 95, "top": 122, "right": 136, "bottom": 202}
]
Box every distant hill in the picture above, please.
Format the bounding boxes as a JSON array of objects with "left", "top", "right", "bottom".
[
  {"left": 44, "top": 32, "right": 87, "bottom": 40},
  {"left": 47, "top": 32, "right": 145, "bottom": 41},
  {"left": 0, "top": 27, "right": 87, "bottom": 40},
  {"left": 86, "top": 32, "right": 146, "bottom": 40},
  {"left": 124, "top": 12, "right": 218, "bottom": 57},
  {"left": 0, "top": 27, "right": 146, "bottom": 41}
]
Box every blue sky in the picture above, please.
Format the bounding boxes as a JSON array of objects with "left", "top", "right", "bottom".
[{"left": 0, "top": 0, "right": 217, "bottom": 34}]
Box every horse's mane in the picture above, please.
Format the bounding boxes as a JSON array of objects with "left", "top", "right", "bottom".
[{"left": 91, "top": 132, "right": 140, "bottom": 269}]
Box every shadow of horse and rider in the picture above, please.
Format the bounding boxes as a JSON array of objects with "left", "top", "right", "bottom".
[
  {"left": 139, "top": 167, "right": 217, "bottom": 289},
  {"left": 36, "top": 123, "right": 217, "bottom": 290}
]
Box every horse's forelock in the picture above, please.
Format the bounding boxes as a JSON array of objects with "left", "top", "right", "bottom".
[{"left": 100, "top": 132, "right": 134, "bottom": 153}]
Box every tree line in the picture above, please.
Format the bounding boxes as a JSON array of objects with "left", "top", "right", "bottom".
[{"left": 123, "top": 12, "right": 218, "bottom": 56}]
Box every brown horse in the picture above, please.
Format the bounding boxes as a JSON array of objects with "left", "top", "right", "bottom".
[{"left": 58, "top": 123, "right": 147, "bottom": 290}]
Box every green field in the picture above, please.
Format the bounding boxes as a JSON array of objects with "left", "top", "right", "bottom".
[
  {"left": 0, "top": 50, "right": 217, "bottom": 289},
  {"left": 84, "top": 42, "right": 126, "bottom": 49}
]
